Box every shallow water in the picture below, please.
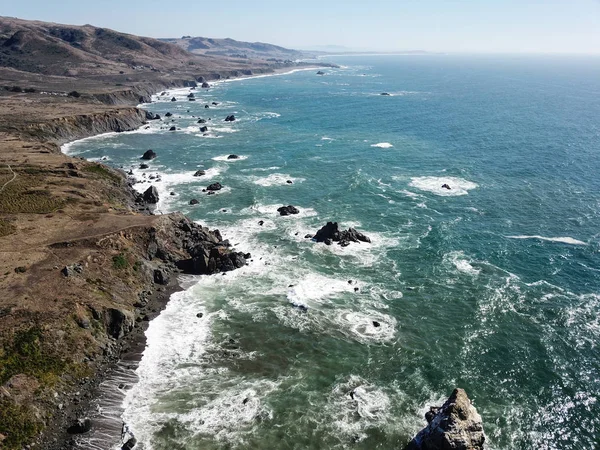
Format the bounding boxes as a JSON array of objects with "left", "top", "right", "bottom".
[{"left": 65, "top": 55, "right": 600, "bottom": 449}]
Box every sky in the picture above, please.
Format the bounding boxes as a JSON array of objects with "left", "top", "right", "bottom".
[{"left": 3, "top": 0, "right": 600, "bottom": 54}]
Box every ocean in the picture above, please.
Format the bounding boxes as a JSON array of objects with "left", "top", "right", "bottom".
[{"left": 64, "top": 55, "right": 600, "bottom": 449}]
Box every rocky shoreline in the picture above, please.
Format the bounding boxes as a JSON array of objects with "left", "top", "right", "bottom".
[{"left": 0, "top": 65, "right": 487, "bottom": 450}]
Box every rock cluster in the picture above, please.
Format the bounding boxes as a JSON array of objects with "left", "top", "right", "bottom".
[
  {"left": 277, "top": 205, "right": 300, "bottom": 216},
  {"left": 156, "top": 215, "right": 248, "bottom": 275},
  {"left": 225, "top": 114, "right": 236, "bottom": 122},
  {"left": 312, "top": 222, "right": 371, "bottom": 247},
  {"left": 405, "top": 388, "right": 485, "bottom": 450}
]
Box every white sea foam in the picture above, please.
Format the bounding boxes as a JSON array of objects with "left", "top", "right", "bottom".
[
  {"left": 371, "top": 142, "right": 394, "bottom": 149},
  {"left": 252, "top": 173, "right": 305, "bottom": 187},
  {"left": 212, "top": 154, "right": 249, "bottom": 162},
  {"left": 332, "top": 309, "right": 397, "bottom": 344},
  {"left": 409, "top": 176, "right": 478, "bottom": 196},
  {"left": 506, "top": 235, "right": 587, "bottom": 246},
  {"left": 443, "top": 251, "right": 481, "bottom": 276}
]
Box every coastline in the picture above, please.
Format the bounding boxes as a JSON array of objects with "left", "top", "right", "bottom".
[{"left": 41, "top": 64, "right": 332, "bottom": 450}]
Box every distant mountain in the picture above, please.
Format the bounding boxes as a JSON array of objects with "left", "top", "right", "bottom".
[
  {"left": 161, "top": 36, "right": 305, "bottom": 61},
  {"left": 0, "top": 16, "right": 267, "bottom": 77}
]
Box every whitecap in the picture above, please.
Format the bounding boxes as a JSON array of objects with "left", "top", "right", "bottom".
[
  {"left": 443, "top": 251, "right": 481, "bottom": 276},
  {"left": 409, "top": 176, "right": 478, "bottom": 196},
  {"left": 212, "top": 154, "right": 249, "bottom": 162},
  {"left": 252, "top": 173, "right": 305, "bottom": 187},
  {"left": 371, "top": 143, "right": 393, "bottom": 149},
  {"left": 506, "top": 235, "right": 587, "bottom": 246}
]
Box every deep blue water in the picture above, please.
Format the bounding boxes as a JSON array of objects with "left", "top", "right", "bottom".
[{"left": 66, "top": 55, "right": 600, "bottom": 449}]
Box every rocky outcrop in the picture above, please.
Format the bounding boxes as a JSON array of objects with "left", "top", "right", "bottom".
[
  {"left": 154, "top": 214, "right": 247, "bottom": 275},
  {"left": 193, "top": 170, "right": 206, "bottom": 176},
  {"left": 206, "top": 182, "right": 222, "bottom": 191},
  {"left": 141, "top": 149, "right": 156, "bottom": 160},
  {"left": 143, "top": 186, "right": 159, "bottom": 203},
  {"left": 277, "top": 205, "right": 300, "bottom": 216},
  {"left": 312, "top": 222, "right": 371, "bottom": 247},
  {"left": 104, "top": 308, "right": 134, "bottom": 340},
  {"left": 227, "top": 154, "right": 239, "bottom": 159},
  {"left": 405, "top": 389, "right": 485, "bottom": 450},
  {"left": 225, "top": 114, "right": 236, "bottom": 122}
]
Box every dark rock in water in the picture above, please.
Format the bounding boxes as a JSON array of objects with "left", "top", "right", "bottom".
[
  {"left": 197, "top": 118, "right": 206, "bottom": 124},
  {"left": 243, "top": 398, "right": 249, "bottom": 405},
  {"left": 196, "top": 312, "right": 203, "bottom": 318},
  {"left": 187, "top": 93, "right": 195, "bottom": 98},
  {"left": 404, "top": 388, "right": 485, "bottom": 450},
  {"left": 169, "top": 126, "right": 176, "bottom": 131},
  {"left": 206, "top": 182, "right": 222, "bottom": 191},
  {"left": 227, "top": 154, "right": 240, "bottom": 159},
  {"left": 139, "top": 163, "right": 149, "bottom": 169},
  {"left": 171, "top": 97, "right": 177, "bottom": 102},
  {"left": 143, "top": 186, "right": 159, "bottom": 204},
  {"left": 199, "top": 126, "right": 208, "bottom": 133},
  {"left": 225, "top": 114, "right": 236, "bottom": 122},
  {"left": 189, "top": 98, "right": 196, "bottom": 101},
  {"left": 212, "top": 101, "right": 219, "bottom": 106},
  {"left": 258, "top": 220, "right": 264, "bottom": 226},
  {"left": 121, "top": 437, "right": 137, "bottom": 450},
  {"left": 205, "top": 104, "right": 210, "bottom": 109},
  {"left": 165, "top": 112, "right": 173, "bottom": 117},
  {"left": 202, "top": 82, "right": 210, "bottom": 88},
  {"left": 381, "top": 92, "right": 391, "bottom": 96},
  {"left": 316, "top": 70, "right": 325, "bottom": 75},
  {"left": 145, "top": 111, "right": 160, "bottom": 120},
  {"left": 305, "top": 234, "right": 312, "bottom": 239},
  {"left": 286, "top": 180, "right": 293, "bottom": 184},
  {"left": 189, "top": 199, "right": 199, "bottom": 205},
  {"left": 67, "top": 417, "right": 92, "bottom": 434},
  {"left": 372, "top": 321, "right": 380, "bottom": 327},
  {"left": 153, "top": 269, "right": 169, "bottom": 285},
  {"left": 291, "top": 302, "right": 308, "bottom": 312},
  {"left": 141, "top": 149, "right": 157, "bottom": 160},
  {"left": 441, "top": 183, "right": 451, "bottom": 190},
  {"left": 193, "top": 170, "right": 206, "bottom": 177},
  {"left": 354, "top": 287, "right": 359, "bottom": 292},
  {"left": 313, "top": 222, "right": 371, "bottom": 246},
  {"left": 277, "top": 205, "right": 300, "bottom": 216},
  {"left": 170, "top": 192, "right": 176, "bottom": 196}
]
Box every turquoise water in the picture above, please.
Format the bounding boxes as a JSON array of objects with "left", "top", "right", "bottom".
[{"left": 65, "top": 55, "right": 600, "bottom": 449}]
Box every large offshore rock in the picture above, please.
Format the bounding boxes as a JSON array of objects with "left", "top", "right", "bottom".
[{"left": 405, "top": 388, "right": 485, "bottom": 450}]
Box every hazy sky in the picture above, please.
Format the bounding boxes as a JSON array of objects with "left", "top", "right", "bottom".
[{"left": 4, "top": 0, "right": 600, "bottom": 53}]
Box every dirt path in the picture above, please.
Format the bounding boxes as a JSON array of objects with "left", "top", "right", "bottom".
[{"left": 0, "top": 164, "right": 16, "bottom": 193}]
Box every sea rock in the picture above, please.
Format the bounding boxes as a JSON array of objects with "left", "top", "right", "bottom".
[
  {"left": 381, "top": 92, "right": 391, "bottom": 96},
  {"left": 202, "top": 82, "right": 210, "bottom": 88},
  {"left": 121, "top": 437, "right": 137, "bottom": 450},
  {"left": 189, "top": 199, "right": 199, "bottom": 205},
  {"left": 141, "top": 149, "right": 157, "bottom": 160},
  {"left": 205, "top": 105, "right": 210, "bottom": 109},
  {"left": 227, "top": 154, "right": 240, "bottom": 159},
  {"left": 145, "top": 111, "right": 160, "bottom": 120},
  {"left": 169, "top": 126, "right": 176, "bottom": 131},
  {"left": 206, "top": 182, "right": 222, "bottom": 191},
  {"left": 193, "top": 170, "right": 206, "bottom": 177},
  {"left": 165, "top": 112, "right": 173, "bottom": 117},
  {"left": 225, "top": 114, "right": 236, "bottom": 122},
  {"left": 442, "top": 183, "right": 451, "bottom": 190},
  {"left": 286, "top": 180, "right": 293, "bottom": 184},
  {"left": 197, "top": 119, "right": 206, "bottom": 124},
  {"left": 212, "top": 101, "right": 219, "bottom": 106},
  {"left": 316, "top": 71, "right": 325, "bottom": 75},
  {"left": 143, "top": 186, "right": 159, "bottom": 204},
  {"left": 312, "top": 222, "right": 371, "bottom": 246},
  {"left": 405, "top": 388, "right": 485, "bottom": 450},
  {"left": 187, "top": 93, "right": 195, "bottom": 98},
  {"left": 189, "top": 98, "right": 196, "bottom": 101},
  {"left": 171, "top": 97, "right": 177, "bottom": 102},
  {"left": 277, "top": 205, "right": 300, "bottom": 216},
  {"left": 67, "top": 418, "right": 92, "bottom": 434},
  {"left": 199, "top": 126, "right": 208, "bottom": 133},
  {"left": 139, "top": 163, "right": 149, "bottom": 169}
]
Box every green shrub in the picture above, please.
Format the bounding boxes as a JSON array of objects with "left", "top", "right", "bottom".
[
  {"left": 0, "top": 398, "right": 41, "bottom": 450},
  {"left": 112, "top": 253, "right": 128, "bottom": 270}
]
